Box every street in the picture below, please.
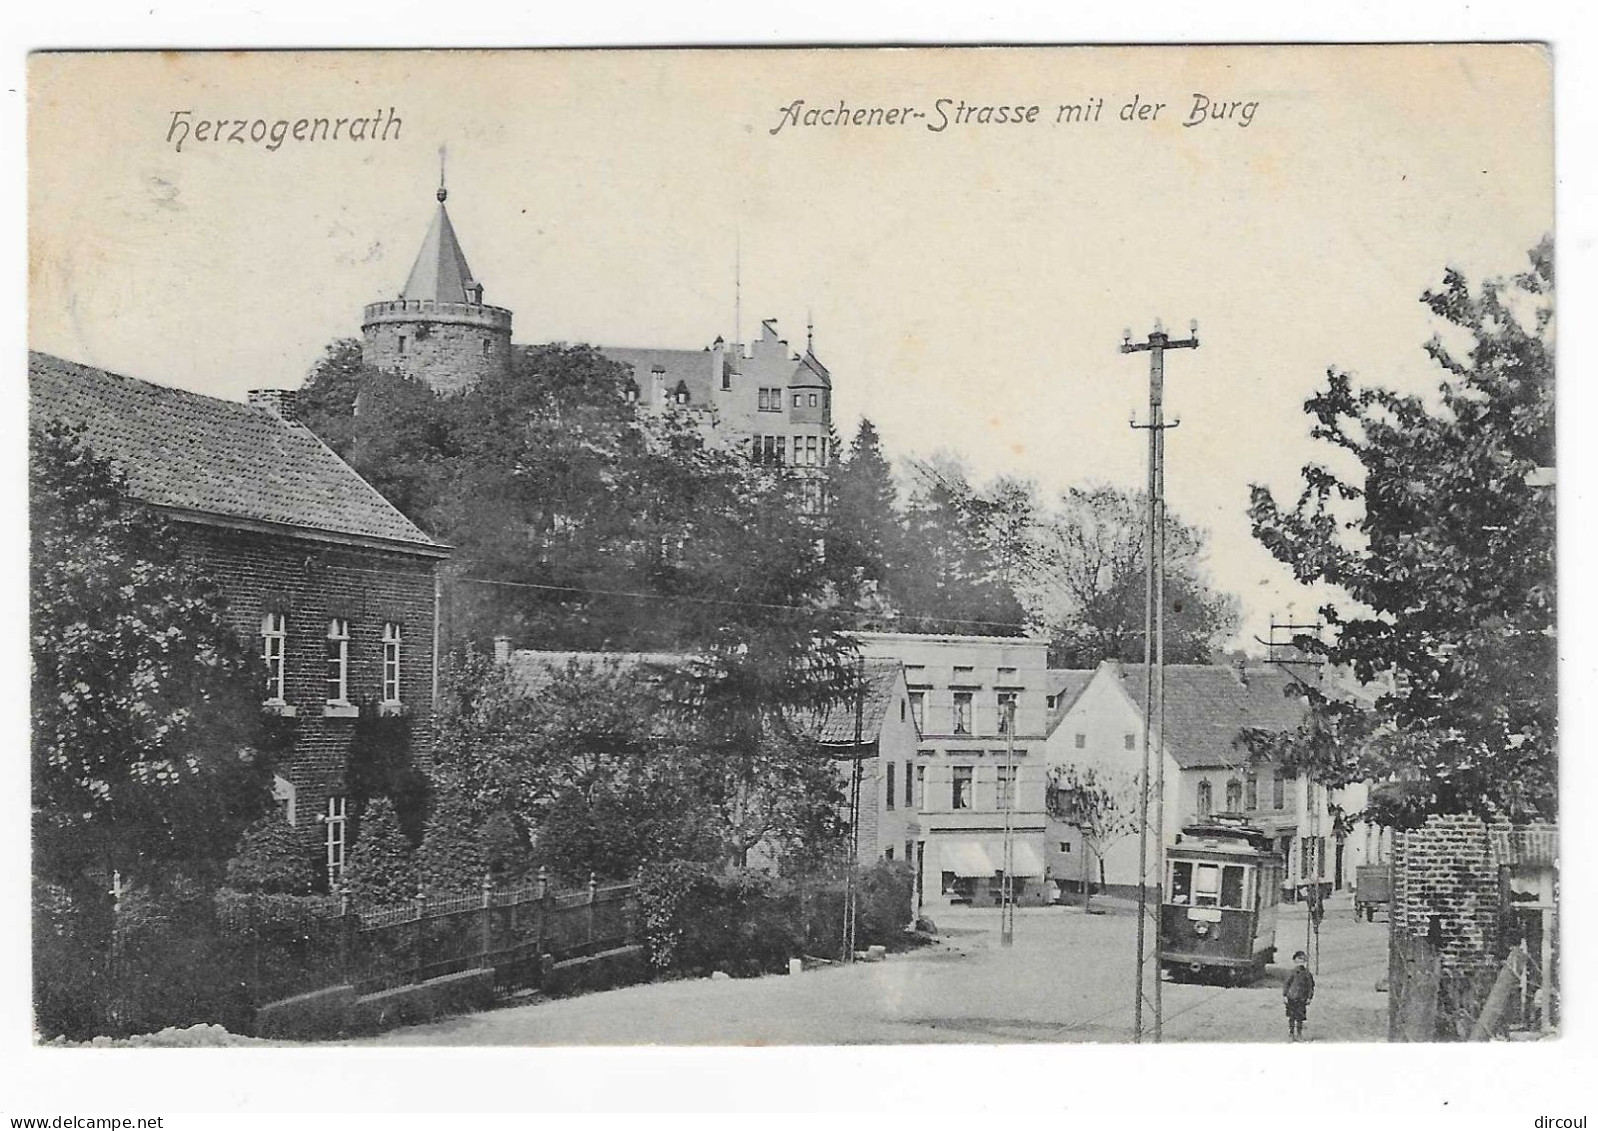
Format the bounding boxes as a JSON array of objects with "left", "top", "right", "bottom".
[{"left": 353, "top": 891, "right": 1389, "bottom": 1045}]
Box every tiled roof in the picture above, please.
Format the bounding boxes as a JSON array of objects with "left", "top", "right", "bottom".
[
  {"left": 814, "top": 659, "right": 906, "bottom": 746},
  {"left": 1045, "top": 669, "right": 1095, "bottom": 733},
  {"left": 507, "top": 649, "right": 685, "bottom": 697},
  {"left": 401, "top": 202, "right": 479, "bottom": 304},
  {"left": 600, "top": 347, "right": 719, "bottom": 405},
  {"left": 1115, "top": 663, "right": 1316, "bottom": 769},
  {"left": 29, "top": 352, "right": 443, "bottom": 551}
]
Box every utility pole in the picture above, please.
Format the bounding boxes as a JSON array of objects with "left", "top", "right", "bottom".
[
  {"left": 1000, "top": 699, "right": 1017, "bottom": 947},
  {"left": 1124, "top": 318, "right": 1199, "bottom": 1044}
]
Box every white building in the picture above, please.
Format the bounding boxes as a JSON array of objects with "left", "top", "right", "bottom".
[
  {"left": 854, "top": 632, "right": 1053, "bottom": 909},
  {"left": 1043, "top": 659, "right": 1388, "bottom": 900}
]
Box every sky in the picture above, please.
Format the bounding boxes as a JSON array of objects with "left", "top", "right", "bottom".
[{"left": 27, "top": 46, "right": 1553, "bottom": 651}]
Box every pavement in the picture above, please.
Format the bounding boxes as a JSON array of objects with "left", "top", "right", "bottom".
[{"left": 351, "top": 890, "right": 1389, "bottom": 1046}]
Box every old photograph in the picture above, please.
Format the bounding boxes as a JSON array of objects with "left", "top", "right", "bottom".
[{"left": 24, "top": 44, "right": 1556, "bottom": 1058}]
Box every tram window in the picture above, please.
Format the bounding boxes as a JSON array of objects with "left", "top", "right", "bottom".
[
  {"left": 1221, "top": 865, "right": 1245, "bottom": 909},
  {"left": 1194, "top": 863, "right": 1222, "bottom": 907},
  {"left": 1169, "top": 861, "right": 1193, "bottom": 904}
]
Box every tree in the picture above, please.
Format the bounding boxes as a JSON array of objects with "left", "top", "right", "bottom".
[
  {"left": 1247, "top": 240, "right": 1555, "bottom": 826},
  {"left": 343, "top": 797, "right": 418, "bottom": 906},
  {"left": 30, "top": 422, "right": 277, "bottom": 897},
  {"left": 224, "top": 816, "right": 316, "bottom": 895},
  {"left": 1023, "top": 485, "right": 1240, "bottom": 667},
  {"left": 1045, "top": 763, "right": 1137, "bottom": 912},
  {"left": 891, "top": 456, "right": 1031, "bottom": 634},
  {"left": 293, "top": 337, "right": 369, "bottom": 459},
  {"left": 823, "top": 418, "right": 906, "bottom": 609}
]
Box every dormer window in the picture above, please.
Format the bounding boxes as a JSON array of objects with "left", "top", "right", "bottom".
[
  {"left": 624, "top": 384, "right": 640, "bottom": 404},
  {"left": 673, "top": 381, "right": 690, "bottom": 406}
]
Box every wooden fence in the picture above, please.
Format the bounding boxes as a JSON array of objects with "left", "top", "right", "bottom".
[{"left": 221, "top": 869, "right": 639, "bottom": 1005}]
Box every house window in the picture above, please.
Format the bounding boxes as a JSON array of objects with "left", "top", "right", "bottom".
[
  {"left": 1245, "top": 773, "right": 1259, "bottom": 811},
  {"left": 758, "top": 388, "right": 770, "bottom": 412},
  {"left": 758, "top": 387, "right": 782, "bottom": 412},
  {"left": 953, "top": 665, "right": 975, "bottom": 681},
  {"left": 325, "top": 795, "right": 347, "bottom": 885},
  {"left": 1047, "top": 695, "right": 1057, "bottom": 711},
  {"left": 909, "top": 692, "right": 925, "bottom": 729},
  {"left": 997, "top": 666, "right": 1017, "bottom": 682},
  {"left": 1060, "top": 842, "right": 1071, "bottom": 853},
  {"left": 809, "top": 393, "right": 818, "bottom": 407},
  {"left": 886, "top": 763, "right": 896, "bottom": 810},
  {"left": 885, "top": 845, "right": 894, "bottom": 860},
  {"left": 1074, "top": 733, "right": 1086, "bottom": 749},
  {"left": 900, "top": 699, "right": 906, "bottom": 722},
  {"left": 261, "top": 612, "right": 286, "bottom": 701},
  {"left": 806, "top": 436, "right": 819, "bottom": 466},
  {"left": 996, "top": 691, "right": 1017, "bottom": 733},
  {"left": 793, "top": 393, "right": 802, "bottom": 409},
  {"left": 1197, "top": 779, "right": 1213, "bottom": 818},
  {"left": 904, "top": 761, "right": 913, "bottom": 807},
  {"left": 996, "top": 766, "right": 1015, "bottom": 810},
  {"left": 382, "top": 622, "right": 402, "bottom": 704},
  {"left": 1124, "top": 734, "right": 1136, "bottom": 751},
  {"left": 325, "top": 618, "right": 350, "bottom": 704},
  {"left": 952, "top": 692, "right": 972, "bottom": 735},
  {"left": 915, "top": 764, "right": 927, "bottom": 810},
  {"left": 952, "top": 767, "right": 973, "bottom": 810},
  {"left": 1225, "top": 778, "right": 1243, "bottom": 812},
  {"left": 1273, "top": 769, "right": 1286, "bottom": 809}
]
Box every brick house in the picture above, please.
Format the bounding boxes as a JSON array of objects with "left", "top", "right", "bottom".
[
  {"left": 30, "top": 352, "right": 449, "bottom": 887},
  {"left": 1387, "top": 811, "right": 1559, "bottom": 1038}
]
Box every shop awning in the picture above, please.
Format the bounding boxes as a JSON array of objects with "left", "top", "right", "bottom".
[
  {"left": 1008, "top": 841, "right": 1046, "bottom": 879},
  {"left": 944, "top": 841, "right": 998, "bottom": 877}
]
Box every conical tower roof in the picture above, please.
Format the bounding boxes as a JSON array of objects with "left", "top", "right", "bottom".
[{"left": 400, "top": 186, "right": 480, "bottom": 304}]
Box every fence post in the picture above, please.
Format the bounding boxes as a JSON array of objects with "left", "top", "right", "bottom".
[
  {"left": 412, "top": 883, "right": 426, "bottom": 986},
  {"left": 337, "top": 882, "right": 351, "bottom": 987},
  {"left": 480, "top": 871, "right": 494, "bottom": 972},
  {"left": 586, "top": 872, "right": 597, "bottom": 953},
  {"left": 537, "top": 866, "right": 551, "bottom": 987}
]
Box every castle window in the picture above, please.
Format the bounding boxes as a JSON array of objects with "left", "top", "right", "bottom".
[
  {"left": 481, "top": 338, "right": 491, "bottom": 357},
  {"left": 382, "top": 623, "right": 402, "bottom": 705},
  {"left": 325, "top": 618, "right": 350, "bottom": 704},
  {"left": 398, "top": 335, "right": 407, "bottom": 354},
  {"left": 261, "top": 612, "right": 286, "bottom": 702}
]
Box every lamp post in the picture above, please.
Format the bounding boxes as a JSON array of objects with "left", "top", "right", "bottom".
[{"left": 1124, "top": 318, "right": 1198, "bottom": 1044}]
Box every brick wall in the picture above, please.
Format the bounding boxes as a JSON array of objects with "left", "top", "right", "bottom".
[
  {"left": 1390, "top": 814, "right": 1504, "bottom": 979},
  {"left": 176, "top": 520, "right": 440, "bottom": 839}
]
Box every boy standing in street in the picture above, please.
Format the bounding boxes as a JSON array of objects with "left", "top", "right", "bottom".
[{"left": 1284, "top": 950, "right": 1315, "bottom": 1041}]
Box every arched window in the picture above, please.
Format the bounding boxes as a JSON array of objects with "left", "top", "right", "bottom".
[
  {"left": 1225, "top": 778, "right": 1243, "bottom": 812},
  {"left": 1196, "top": 779, "right": 1213, "bottom": 818}
]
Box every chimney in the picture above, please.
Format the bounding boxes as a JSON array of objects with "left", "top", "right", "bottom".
[
  {"left": 248, "top": 389, "right": 297, "bottom": 421},
  {"left": 493, "top": 635, "right": 512, "bottom": 664}
]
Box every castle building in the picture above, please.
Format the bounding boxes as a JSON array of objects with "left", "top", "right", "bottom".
[{"left": 359, "top": 181, "right": 835, "bottom": 474}]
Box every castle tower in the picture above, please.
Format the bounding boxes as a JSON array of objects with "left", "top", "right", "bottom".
[{"left": 361, "top": 173, "right": 513, "bottom": 394}]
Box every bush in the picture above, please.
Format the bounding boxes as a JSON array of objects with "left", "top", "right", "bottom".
[
  {"left": 226, "top": 816, "right": 315, "bottom": 895},
  {"left": 344, "top": 798, "right": 417, "bottom": 907},
  {"left": 798, "top": 860, "right": 915, "bottom": 957},
  {"left": 637, "top": 862, "right": 803, "bottom": 977}
]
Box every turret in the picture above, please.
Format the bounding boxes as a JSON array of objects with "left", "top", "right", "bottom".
[{"left": 361, "top": 172, "right": 513, "bottom": 394}]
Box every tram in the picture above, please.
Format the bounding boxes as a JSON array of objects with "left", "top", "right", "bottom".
[{"left": 1159, "top": 815, "right": 1285, "bottom": 984}]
